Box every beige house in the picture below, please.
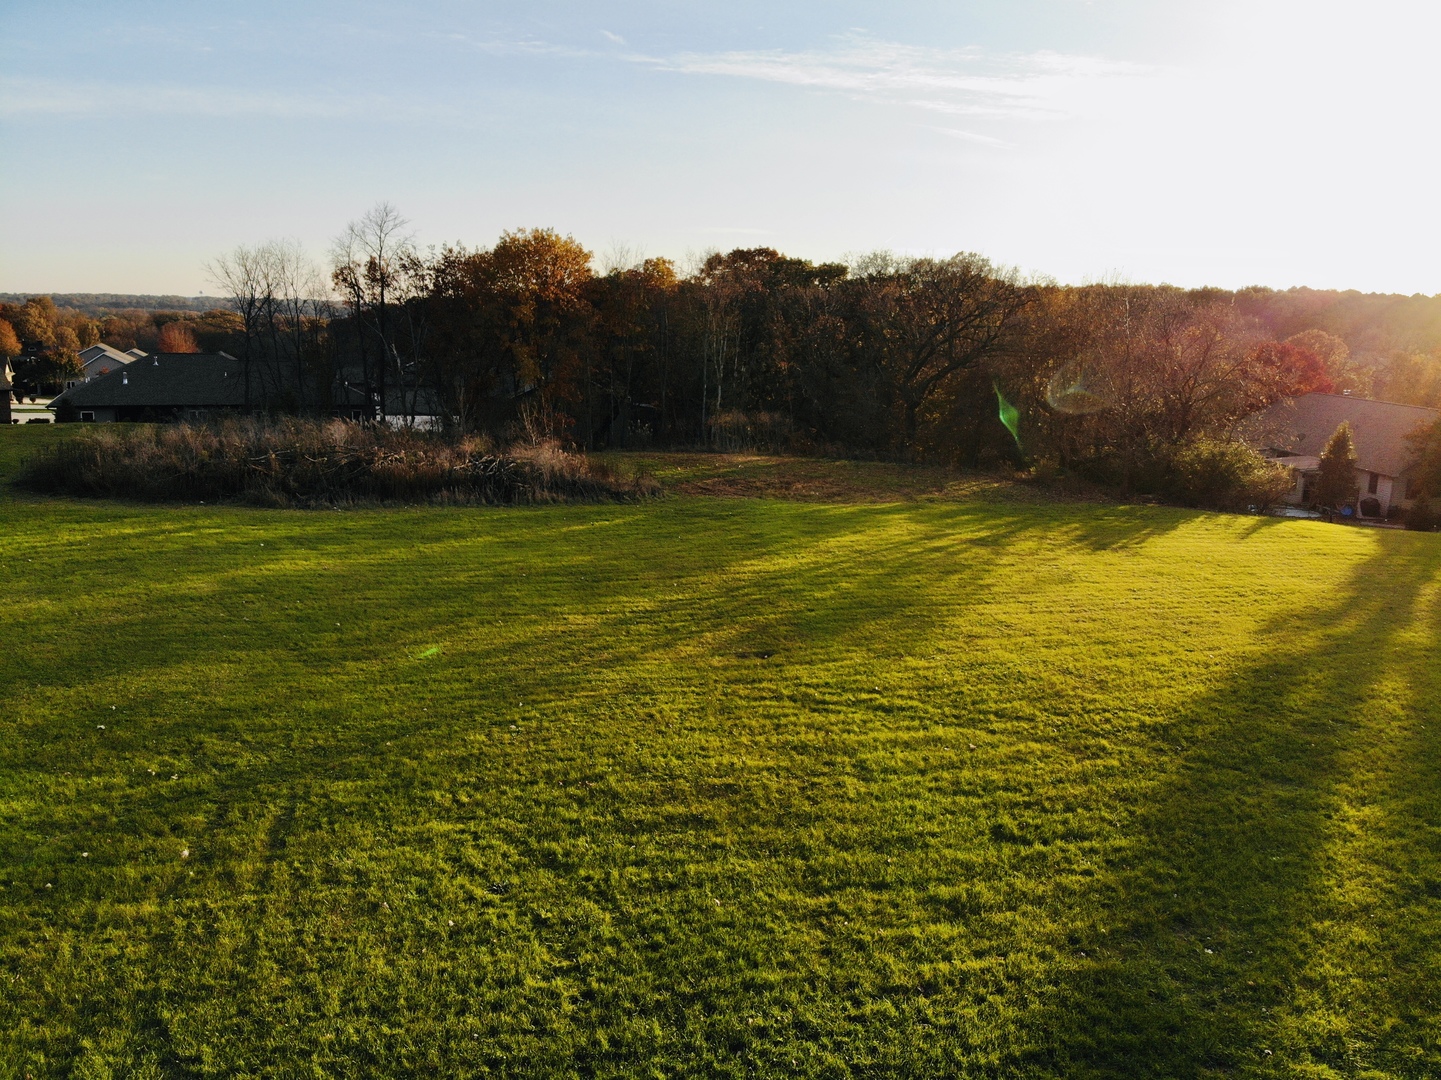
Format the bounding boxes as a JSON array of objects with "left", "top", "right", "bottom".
[
  {"left": 68, "top": 343, "right": 136, "bottom": 388},
  {"left": 2, "top": 355, "right": 12, "bottom": 425},
  {"left": 1254, "top": 393, "right": 1439, "bottom": 518}
]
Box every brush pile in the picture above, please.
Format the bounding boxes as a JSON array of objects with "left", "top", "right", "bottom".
[{"left": 16, "top": 419, "right": 658, "bottom": 507}]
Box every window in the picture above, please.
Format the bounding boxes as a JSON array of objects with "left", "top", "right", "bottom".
[
  {"left": 1368, "top": 472, "right": 1379, "bottom": 494},
  {"left": 80, "top": 411, "right": 95, "bottom": 422}
]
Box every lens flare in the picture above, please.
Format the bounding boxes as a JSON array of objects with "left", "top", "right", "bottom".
[
  {"left": 995, "top": 381, "right": 1022, "bottom": 452},
  {"left": 1046, "top": 361, "right": 1111, "bottom": 415}
]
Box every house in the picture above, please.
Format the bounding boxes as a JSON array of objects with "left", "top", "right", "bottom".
[
  {"left": 46, "top": 352, "right": 448, "bottom": 427},
  {"left": 68, "top": 343, "right": 136, "bottom": 388},
  {"left": 48, "top": 353, "right": 246, "bottom": 423},
  {"left": 1253, "top": 392, "right": 1440, "bottom": 517}
]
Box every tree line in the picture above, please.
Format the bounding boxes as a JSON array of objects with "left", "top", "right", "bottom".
[
  {"left": 8, "top": 203, "right": 1441, "bottom": 505},
  {"left": 0, "top": 295, "right": 237, "bottom": 393}
]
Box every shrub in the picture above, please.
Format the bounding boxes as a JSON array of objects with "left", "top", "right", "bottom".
[
  {"left": 1406, "top": 493, "right": 1435, "bottom": 531},
  {"left": 15, "top": 419, "right": 660, "bottom": 507},
  {"left": 1157, "top": 438, "right": 1293, "bottom": 511}
]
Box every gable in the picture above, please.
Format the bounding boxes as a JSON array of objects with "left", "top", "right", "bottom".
[{"left": 78, "top": 344, "right": 135, "bottom": 372}]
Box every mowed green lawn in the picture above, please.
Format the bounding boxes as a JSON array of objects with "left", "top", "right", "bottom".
[{"left": 1, "top": 428, "right": 1439, "bottom": 1079}]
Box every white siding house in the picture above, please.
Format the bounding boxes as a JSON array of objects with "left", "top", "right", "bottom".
[{"left": 1252, "top": 393, "right": 1439, "bottom": 518}]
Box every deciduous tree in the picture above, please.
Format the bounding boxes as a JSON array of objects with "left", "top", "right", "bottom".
[
  {"left": 208, "top": 245, "right": 270, "bottom": 407},
  {"left": 157, "top": 322, "right": 200, "bottom": 353},
  {"left": 427, "top": 228, "right": 593, "bottom": 436},
  {"left": 1246, "top": 340, "right": 1333, "bottom": 401},
  {"left": 1284, "top": 329, "right": 1368, "bottom": 395},
  {"left": 332, "top": 202, "right": 417, "bottom": 420},
  {"left": 848, "top": 253, "right": 1030, "bottom": 453},
  {"left": 13, "top": 297, "right": 58, "bottom": 348},
  {"left": 0, "top": 319, "right": 21, "bottom": 359}
]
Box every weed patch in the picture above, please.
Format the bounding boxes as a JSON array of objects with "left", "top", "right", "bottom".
[{"left": 15, "top": 419, "right": 659, "bottom": 506}]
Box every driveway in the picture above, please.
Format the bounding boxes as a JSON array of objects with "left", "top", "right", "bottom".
[{"left": 7, "top": 398, "right": 54, "bottom": 424}]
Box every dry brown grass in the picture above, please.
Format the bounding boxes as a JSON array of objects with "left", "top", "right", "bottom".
[
  {"left": 15, "top": 419, "right": 659, "bottom": 507},
  {"left": 595, "top": 450, "right": 1113, "bottom": 505}
]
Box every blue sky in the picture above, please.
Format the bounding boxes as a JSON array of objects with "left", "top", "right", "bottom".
[{"left": 2, "top": 0, "right": 1438, "bottom": 295}]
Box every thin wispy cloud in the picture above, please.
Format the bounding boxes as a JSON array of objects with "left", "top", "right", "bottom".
[
  {"left": 0, "top": 75, "right": 504, "bottom": 127},
  {"left": 0, "top": 77, "right": 372, "bottom": 120},
  {"left": 636, "top": 35, "right": 1152, "bottom": 125},
  {"left": 0, "top": 31, "right": 1150, "bottom": 140},
  {"left": 0, "top": 32, "right": 591, "bottom": 123}
]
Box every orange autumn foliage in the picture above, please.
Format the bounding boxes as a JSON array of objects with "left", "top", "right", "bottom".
[{"left": 157, "top": 322, "right": 200, "bottom": 353}]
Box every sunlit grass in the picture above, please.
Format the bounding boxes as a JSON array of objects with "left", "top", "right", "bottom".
[{"left": 1, "top": 427, "right": 1438, "bottom": 1078}]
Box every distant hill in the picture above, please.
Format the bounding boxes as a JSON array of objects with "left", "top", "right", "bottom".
[{"left": 0, "top": 293, "right": 226, "bottom": 314}]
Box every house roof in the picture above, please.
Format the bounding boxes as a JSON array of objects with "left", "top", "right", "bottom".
[
  {"left": 1255, "top": 393, "right": 1440, "bottom": 477},
  {"left": 79, "top": 343, "right": 134, "bottom": 365},
  {"left": 1268, "top": 454, "right": 1322, "bottom": 472},
  {"left": 49, "top": 353, "right": 247, "bottom": 410},
  {"left": 79, "top": 344, "right": 135, "bottom": 376}
]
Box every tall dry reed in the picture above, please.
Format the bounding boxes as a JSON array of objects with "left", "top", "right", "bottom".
[{"left": 16, "top": 419, "right": 658, "bottom": 506}]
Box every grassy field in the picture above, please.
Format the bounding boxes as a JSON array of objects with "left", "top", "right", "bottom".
[{"left": 1, "top": 426, "right": 1439, "bottom": 1078}]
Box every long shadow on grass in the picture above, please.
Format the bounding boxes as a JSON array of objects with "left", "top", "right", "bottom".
[
  {"left": 1325, "top": 576, "right": 1441, "bottom": 1076},
  {"left": 0, "top": 497, "right": 1207, "bottom": 1075},
  {"left": 0, "top": 497, "right": 1204, "bottom": 891},
  {"left": 0, "top": 499, "right": 1189, "bottom": 711},
  {"left": 0, "top": 501, "right": 1013, "bottom": 892},
  {"left": 1021, "top": 538, "right": 1441, "bottom": 1079}
]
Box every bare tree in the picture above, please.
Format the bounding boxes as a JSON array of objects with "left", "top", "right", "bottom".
[
  {"left": 600, "top": 241, "right": 644, "bottom": 276},
  {"left": 262, "top": 239, "right": 326, "bottom": 412},
  {"left": 206, "top": 245, "right": 268, "bottom": 409},
  {"left": 331, "top": 202, "right": 416, "bottom": 422}
]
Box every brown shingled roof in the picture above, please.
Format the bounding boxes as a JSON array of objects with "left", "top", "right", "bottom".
[{"left": 1255, "top": 393, "right": 1439, "bottom": 477}]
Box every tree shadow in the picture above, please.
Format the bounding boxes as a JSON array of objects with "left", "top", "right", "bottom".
[
  {"left": 0, "top": 495, "right": 1252, "bottom": 1074},
  {"left": 1020, "top": 538, "right": 1441, "bottom": 1078},
  {"left": 0, "top": 494, "right": 1220, "bottom": 908},
  {"left": 0, "top": 497, "right": 1197, "bottom": 710}
]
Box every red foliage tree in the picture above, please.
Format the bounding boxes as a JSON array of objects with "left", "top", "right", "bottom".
[
  {"left": 156, "top": 321, "right": 201, "bottom": 353},
  {"left": 1249, "top": 340, "right": 1334, "bottom": 401}
]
